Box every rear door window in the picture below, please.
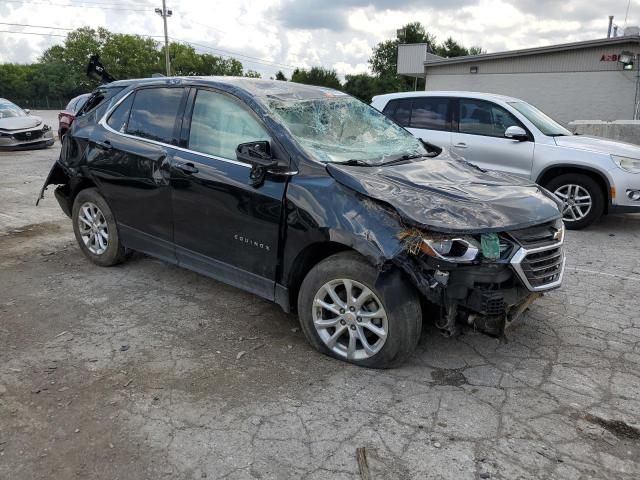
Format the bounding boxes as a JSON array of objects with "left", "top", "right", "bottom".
[
  {"left": 410, "top": 97, "right": 450, "bottom": 131},
  {"left": 126, "top": 87, "right": 184, "bottom": 144},
  {"left": 459, "top": 99, "right": 523, "bottom": 137}
]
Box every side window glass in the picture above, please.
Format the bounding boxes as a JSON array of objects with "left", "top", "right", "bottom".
[
  {"left": 389, "top": 99, "right": 411, "bottom": 127},
  {"left": 410, "top": 97, "right": 450, "bottom": 130},
  {"left": 459, "top": 99, "right": 523, "bottom": 138},
  {"left": 490, "top": 104, "right": 521, "bottom": 133},
  {"left": 127, "top": 87, "right": 184, "bottom": 144},
  {"left": 188, "top": 89, "right": 270, "bottom": 160},
  {"left": 106, "top": 94, "right": 134, "bottom": 133}
]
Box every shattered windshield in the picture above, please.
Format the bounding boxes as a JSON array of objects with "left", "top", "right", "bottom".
[
  {"left": 0, "top": 101, "right": 26, "bottom": 119},
  {"left": 261, "top": 94, "right": 427, "bottom": 165}
]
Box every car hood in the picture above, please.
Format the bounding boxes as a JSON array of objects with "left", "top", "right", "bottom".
[
  {"left": 554, "top": 134, "right": 640, "bottom": 158},
  {"left": 0, "top": 116, "right": 43, "bottom": 131},
  {"left": 326, "top": 157, "right": 561, "bottom": 233}
]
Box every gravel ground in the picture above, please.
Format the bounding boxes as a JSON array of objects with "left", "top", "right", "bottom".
[{"left": 1, "top": 112, "right": 640, "bottom": 479}]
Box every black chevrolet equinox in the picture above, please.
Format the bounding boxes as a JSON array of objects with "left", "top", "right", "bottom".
[{"left": 39, "top": 77, "right": 566, "bottom": 368}]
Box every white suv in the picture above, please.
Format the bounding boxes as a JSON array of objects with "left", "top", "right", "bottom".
[{"left": 371, "top": 91, "right": 640, "bottom": 229}]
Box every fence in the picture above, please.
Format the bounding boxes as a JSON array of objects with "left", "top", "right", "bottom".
[{"left": 9, "top": 97, "right": 70, "bottom": 110}]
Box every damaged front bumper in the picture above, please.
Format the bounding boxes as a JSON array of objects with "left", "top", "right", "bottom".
[{"left": 396, "top": 220, "right": 565, "bottom": 337}]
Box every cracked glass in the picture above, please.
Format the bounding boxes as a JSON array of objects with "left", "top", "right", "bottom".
[{"left": 261, "top": 94, "right": 426, "bottom": 165}]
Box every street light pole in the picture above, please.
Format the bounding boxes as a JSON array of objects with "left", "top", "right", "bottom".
[{"left": 155, "top": 1, "right": 172, "bottom": 76}]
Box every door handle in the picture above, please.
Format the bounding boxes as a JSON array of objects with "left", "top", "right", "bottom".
[
  {"left": 453, "top": 142, "right": 468, "bottom": 149},
  {"left": 175, "top": 162, "right": 199, "bottom": 174},
  {"left": 95, "top": 139, "right": 112, "bottom": 150}
]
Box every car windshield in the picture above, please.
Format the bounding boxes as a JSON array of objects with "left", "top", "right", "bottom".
[
  {"left": 508, "top": 101, "right": 571, "bottom": 136},
  {"left": 0, "top": 101, "right": 26, "bottom": 119},
  {"left": 261, "top": 94, "right": 427, "bottom": 165}
]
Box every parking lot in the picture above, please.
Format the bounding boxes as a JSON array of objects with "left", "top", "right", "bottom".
[{"left": 1, "top": 111, "right": 640, "bottom": 479}]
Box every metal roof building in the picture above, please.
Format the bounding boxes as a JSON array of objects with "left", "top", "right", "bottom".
[{"left": 397, "top": 35, "right": 640, "bottom": 124}]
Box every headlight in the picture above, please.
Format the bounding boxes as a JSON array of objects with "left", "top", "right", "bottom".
[
  {"left": 420, "top": 237, "right": 479, "bottom": 263},
  {"left": 611, "top": 155, "right": 640, "bottom": 174},
  {"left": 42, "top": 124, "right": 51, "bottom": 132}
]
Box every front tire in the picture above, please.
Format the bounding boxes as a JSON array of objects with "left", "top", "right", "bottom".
[
  {"left": 546, "top": 173, "right": 604, "bottom": 230},
  {"left": 297, "top": 251, "right": 422, "bottom": 368},
  {"left": 72, "top": 188, "right": 126, "bottom": 266}
]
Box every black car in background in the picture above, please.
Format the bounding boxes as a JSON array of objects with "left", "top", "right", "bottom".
[{"left": 39, "top": 78, "right": 565, "bottom": 368}]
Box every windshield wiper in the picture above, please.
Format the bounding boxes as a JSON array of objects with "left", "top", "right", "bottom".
[
  {"left": 336, "top": 154, "right": 427, "bottom": 168},
  {"left": 337, "top": 159, "right": 372, "bottom": 167},
  {"left": 378, "top": 154, "right": 426, "bottom": 166}
]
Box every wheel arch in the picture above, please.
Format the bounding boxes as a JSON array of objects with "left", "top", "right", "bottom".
[
  {"left": 284, "top": 241, "right": 353, "bottom": 313},
  {"left": 536, "top": 164, "right": 612, "bottom": 213}
]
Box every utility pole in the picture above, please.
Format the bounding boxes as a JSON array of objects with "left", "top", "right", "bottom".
[{"left": 155, "top": 1, "right": 172, "bottom": 76}]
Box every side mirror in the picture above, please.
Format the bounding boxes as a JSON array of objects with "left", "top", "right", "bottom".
[
  {"left": 24, "top": 109, "right": 31, "bottom": 115},
  {"left": 237, "top": 141, "right": 278, "bottom": 187},
  {"left": 236, "top": 141, "right": 277, "bottom": 168},
  {"left": 505, "top": 126, "right": 528, "bottom": 141}
]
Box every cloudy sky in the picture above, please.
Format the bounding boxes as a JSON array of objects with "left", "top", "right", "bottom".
[{"left": 0, "top": 0, "right": 638, "bottom": 78}]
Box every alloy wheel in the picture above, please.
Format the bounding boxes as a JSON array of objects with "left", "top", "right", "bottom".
[
  {"left": 312, "top": 278, "right": 388, "bottom": 361},
  {"left": 553, "top": 184, "right": 592, "bottom": 222},
  {"left": 77, "top": 202, "right": 109, "bottom": 255}
]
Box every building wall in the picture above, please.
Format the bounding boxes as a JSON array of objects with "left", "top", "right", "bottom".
[
  {"left": 425, "top": 42, "right": 640, "bottom": 75},
  {"left": 424, "top": 70, "right": 638, "bottom": 124}
]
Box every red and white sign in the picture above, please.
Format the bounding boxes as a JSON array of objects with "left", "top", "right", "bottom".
[{"left": 600, "top": 54, "right": 619, "bottom": 62}]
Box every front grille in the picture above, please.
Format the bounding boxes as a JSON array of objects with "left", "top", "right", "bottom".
[
  {"left": 509, "top": 221, "right": 562, "bottom": 248},
  {"left": 520, "top": 247, "right": 563, "bottom": 288},
  {"left": 13, "top": 130, "right": 43, "bottom": 141}
]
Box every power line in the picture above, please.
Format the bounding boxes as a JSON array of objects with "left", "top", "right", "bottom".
[
  {"left": 623, "top": 0, "right": 631, "bottom": 28},
  {"left": 1, "top": 0, "right": 152, "bottom": 12},
  {"left": 170, "top": 37, "right": 296, "bottom": 70},
  {"left": 0, "top": 22, "right": 74, "bottom": 30},
  {"left": 0, "top": 21, "right": 297, "bottom": 72},
  {"left": 0, "top": 30, "right": 66, "bottom": 38}
]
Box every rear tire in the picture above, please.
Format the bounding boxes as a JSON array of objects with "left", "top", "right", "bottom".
[
  {"left": 546, "top": 173, "right": 604, "bottom": 230},
  {"left": 297, "top": 251, "right": 422, "bottom": 368},
  {"left": 72, "top": 188, "right": 126, "bottom": 266}
]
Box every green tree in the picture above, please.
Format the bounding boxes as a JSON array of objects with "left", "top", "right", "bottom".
[
  {"left": 40, "top": 27, "right": 113, "bottom": 92},
  {"left": 369, "top": 22, "right": 436, "bottom": 78},
  {"left": 274, "top": 70, "right": 287, "bottom": 81},
  {"left": 163, "top": 42, "right": 201, "bottom": 76},
  {"left": 198, "top": 55, "right": 243, "bottom": 76},
  {"left": 244, "top": 70, "right": 262, "bottom": 78},
  {"left": 435, "top": 37, "right": 469, "bottom": 58},
  {"left": 435, "top": 37, "right": 485, "bottom": 58},
  {"left": 291, "top": 67, "right": 341, "bottom": 89},
  {"left": 101, "top": 34, "right": 160, "bottom": 79},
  {"left": 367, "top": 22, "right": 482, "bottom": 95},
  {"left": 343, "top": 73, "right": 399, "bottom": 103}
]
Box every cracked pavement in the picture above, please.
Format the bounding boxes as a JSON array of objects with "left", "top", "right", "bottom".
[{"left": 1, "top": 113, "right": 640, "bottom": 479}]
